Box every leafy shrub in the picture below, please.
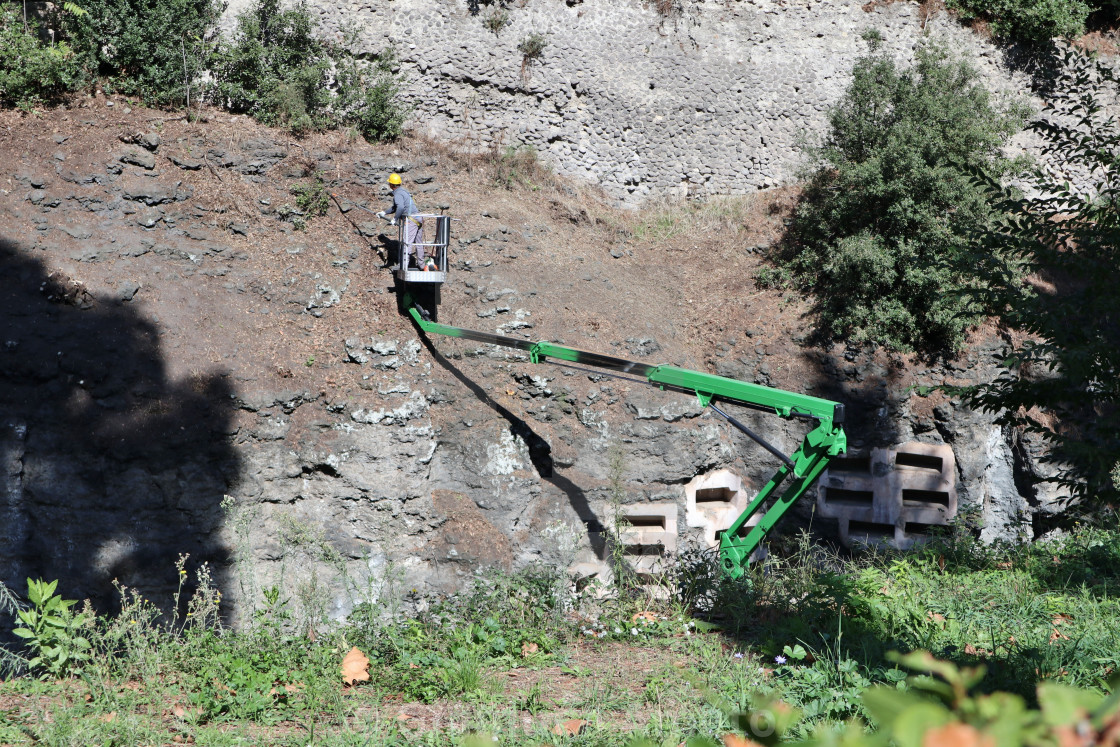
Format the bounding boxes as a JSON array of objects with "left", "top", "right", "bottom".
[
  {"left": 948, "top": 0, "right": 1092, "bottom": 41},
  {"left": 958, "top": 50, "right": 1120, "bottom": 504},
  {"left": 0, "top": 6, "right": 83, "bottom": 109},
  {"left": 772, "top": 37, "right": 1027, "bottom": 353},
  {"left": 212, "top": 0, "right": 407, "bottom": 139},
  {"left": 335, "top": 46, "right": 408, "bottom": 142},
  {"left": 291, "top": 172, "right": 330, "bottom": 218},
  {"left": 63, "top": 0, "right": 221, "bottom": 106},
  {"left": 210, "top": 0, "right": 333, "bottom": 132},
  {"left": 518, "top": 33, "right": 547, "bottom": 60}
]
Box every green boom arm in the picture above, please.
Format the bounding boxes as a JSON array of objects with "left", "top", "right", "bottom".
[{"left": 404, "top": 300, "right": 846, "bottom": 578}]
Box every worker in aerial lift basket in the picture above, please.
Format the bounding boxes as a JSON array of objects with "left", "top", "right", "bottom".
[{"left": 376, "top": 173, "right": 426, "bottom": 268}]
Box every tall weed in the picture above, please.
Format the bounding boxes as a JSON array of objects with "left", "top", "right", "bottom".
[
  {"left": 0, "top": 580, "right": 26, "bottom": 678},
  {"left": 493, "top": 143, "right": 548, "bottom": 190}
]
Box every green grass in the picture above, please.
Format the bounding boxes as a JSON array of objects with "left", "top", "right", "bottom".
[{"left": 1, "top": 521, "right": 1118, "bottom": 745}]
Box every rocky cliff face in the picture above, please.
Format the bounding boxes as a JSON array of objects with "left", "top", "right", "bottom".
[
  {"left": 247, "top": 0, "right": 1036, "bottom": 205},
  {"left": 0, "top": 95, "right": 1070, "bottom": 624}
]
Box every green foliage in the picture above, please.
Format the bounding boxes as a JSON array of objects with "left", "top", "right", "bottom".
[
  {"left": 858, "top": 652, "right": 1119, "bottom": 747},
  {"left": 5, "top": 527, "right": 1120, "bottom": 745},
  {"left": 291, "top": 171, "right": 329, "bottom": 218},
  {"left": 12, "top": 578, "right": 91, "bottom": 679},
  {"left": 5, "top": 0, "right": 408, "bottom": 138},
  {"left": 773, "top": 40, "right": 1027, "bottom": 353},
  {"left": 770, "top": 638, "right": 908, "bottom": 727},
  {"left": 957, "top": 50, "right": 1120, "bottom": 504},
  {"left": 518, "top": 32, "right": 547, "bottom": 61},
  {"left": 0, "top": 580, "right": 27, "bottom": 678},
  {"left": 63, "top": 0, "right": 221, "bottom": 106},
  {"left": 674, "top": 528, "right": 1120, "bottom": 746},
  {"left": 683, "top": 522, "right": 1120, "bottom": 738},
  {"left": 210, "top": 0, "right": 332, "bottom": 132},
  {"left": 336, "top": 45, "right": 408, "bottom": 142},
  {"left": 186, "top": 628, "right": 331, "bottom": 722},
  {"left": 518, "top": 32, "right": 547, "bottom": 78},
  {"left": 690, "top": 652, "right": 1120, "bottom": 747},
  {"left": 211, "top": 0, "right": 407, "bottom": 138},
  {"left": 351, "top": 566, "right": 569, "bottom": 703},
  {"left": 483, "top": 8, "right": 511, "bottom": 35},
  {"left": 494, "top": 143, "right": 547, "bottom": 190},
  {"left": 0, "top": 6, "right": 83, "bottom": 109},
  {"left": 947, "top": 0, "right": 1092, "bottom": 41}
]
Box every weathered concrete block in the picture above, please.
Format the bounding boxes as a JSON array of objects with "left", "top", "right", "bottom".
[
  {"left": 683, "top": 468, "right": 754, "bottom": 548},
  {"left": 817, "top": 442, "right": 957, "bottom": 550}
]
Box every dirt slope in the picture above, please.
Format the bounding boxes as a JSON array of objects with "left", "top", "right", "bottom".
[{"left": 0, "top": 97, "right": 875, "bottom": 418}]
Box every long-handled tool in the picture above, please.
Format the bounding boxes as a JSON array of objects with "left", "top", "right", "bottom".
[
  {"left": 330, "top": 193, "right": 393, "bottom": 222},
  {"left": 328, "top": 192, "right": 395, "bottom": 267}
]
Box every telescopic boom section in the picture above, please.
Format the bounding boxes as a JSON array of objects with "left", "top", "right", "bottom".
[{"left": 404, "top": 300, "right": 846, "bottom": 578}]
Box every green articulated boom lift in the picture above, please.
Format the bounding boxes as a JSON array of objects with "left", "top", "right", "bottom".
[
  {"left": 374, "top": 208, "right": 844, "bottom": 578},
  {"left": 400, "top": 293, "right": 846, "bottom": 579}
]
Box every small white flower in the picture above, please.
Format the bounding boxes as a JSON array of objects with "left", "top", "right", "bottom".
[{"left": 631, "top": 628, "right": 639, "bottom": 635}]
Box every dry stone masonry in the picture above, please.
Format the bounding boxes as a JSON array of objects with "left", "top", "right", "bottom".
[{"left": 247, "top": 0, "right": 1039, "bottom": 204}]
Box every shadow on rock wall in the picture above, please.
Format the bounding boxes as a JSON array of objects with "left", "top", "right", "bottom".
[
  {"left": 413, "top": 329, "right": 610, "bottom": 557},
  {"left": 0, "top": 238, "right": 240, "bottom": 614}
]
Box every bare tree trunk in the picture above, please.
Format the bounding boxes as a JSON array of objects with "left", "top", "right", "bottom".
[{"left": 182, "top": 37, "right": 190, "bottom": 111}]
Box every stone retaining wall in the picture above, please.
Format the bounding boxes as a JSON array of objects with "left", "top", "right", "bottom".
[{"left": 229, "top": 0, "right": 1037, "bottom": 205}]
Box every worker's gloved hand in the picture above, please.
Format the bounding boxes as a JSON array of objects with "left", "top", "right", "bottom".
[
  {"left": 376, "top": 210, "right": 386, "bottom": 219},
  {"left": 388, "top": 218, "right": 397, "bottom": 226}
]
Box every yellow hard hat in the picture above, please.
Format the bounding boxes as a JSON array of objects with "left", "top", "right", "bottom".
[{"left": 388, "top": 173, "right": 402, "bottom": 186}]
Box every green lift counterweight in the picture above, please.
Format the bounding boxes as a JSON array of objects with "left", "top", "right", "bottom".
[{"left": 400, "top": 290, "right": 846, "bottom": 579}]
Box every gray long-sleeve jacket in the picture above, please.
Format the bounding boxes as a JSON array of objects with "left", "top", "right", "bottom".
[{"left": 388, "top": 187, "right": 418, "bottom": 221}]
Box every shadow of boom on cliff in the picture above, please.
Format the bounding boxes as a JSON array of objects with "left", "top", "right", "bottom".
[{"left": 0, "top": 238, "right": 240, "bottom": 614}]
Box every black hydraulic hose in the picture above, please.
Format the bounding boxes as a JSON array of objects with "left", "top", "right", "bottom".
[{"left": 709, "top": 402, "right": 796, "bottom": 470}]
